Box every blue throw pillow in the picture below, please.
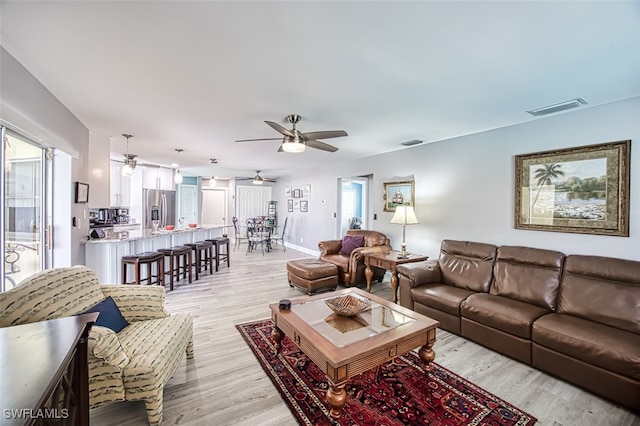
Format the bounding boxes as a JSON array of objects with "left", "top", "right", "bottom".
[{"left": 81, "top": 296, "right": 129, "bottom": 333}]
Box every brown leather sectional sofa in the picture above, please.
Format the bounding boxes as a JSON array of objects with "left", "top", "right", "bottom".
[{"left": 396, "top": 239, "right": 640, "bottom": 413}]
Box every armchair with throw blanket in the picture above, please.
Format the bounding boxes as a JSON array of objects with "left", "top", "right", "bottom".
[{"left": 318, "top": 229, "right": 391, "bottom": 287}]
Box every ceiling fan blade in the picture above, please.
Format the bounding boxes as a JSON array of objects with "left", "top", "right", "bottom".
[
  {"left": 265, "top": 121, "right": 294, "bottom": 137},
  {"left": 235, "top": 138, "right": 282, "bottom": 142},
  {"left": 301, "top": 130, "right": 348, "bottom": 140},
  {"left": 305, "top": 140, "right": 339, "bottom": 152}
]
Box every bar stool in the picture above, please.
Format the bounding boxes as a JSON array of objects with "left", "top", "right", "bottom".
[
  {"left": 206, "top": 237, "right": 230, "bottom": 272},
  {"left": 122, "top": 252, "right": 164, "bottom": 286},
  {"left": 158, "top": 246, "right": 192, "bottom": 290},
  {"left": 184, "top": 240, "right": 214, "bottom": 280}
]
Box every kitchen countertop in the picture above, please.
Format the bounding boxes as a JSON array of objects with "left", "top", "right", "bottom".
[{"left": 84, "top": 224, "right": 230, "bottom": 244}]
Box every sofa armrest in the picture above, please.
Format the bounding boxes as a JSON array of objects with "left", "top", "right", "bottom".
[
  {"left": 397, "top": 259, "right": 441, "bottom": 288},
  {"left": 100, "top": 285, "right": 169, "bottom": 322},
  {"left": 88, "top": 325, "right": 130, "bottom": 369},
  {"left": 319, "top": 239, "right": 342, "bottom": 256}
]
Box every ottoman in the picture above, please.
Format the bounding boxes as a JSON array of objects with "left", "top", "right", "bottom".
[{"left": 287, "top": 259, "right": 339, "bottom": 295}]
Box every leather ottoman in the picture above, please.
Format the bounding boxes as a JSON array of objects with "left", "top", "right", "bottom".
[{"left": 287, "top": 259, "right": 339, "bottom": 295}]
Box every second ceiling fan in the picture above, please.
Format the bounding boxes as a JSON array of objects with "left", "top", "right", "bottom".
[
  {"left": 236, "top": 170, "right": 276, "bottom": 185},
  {"left": 235, "top": 114, "right": 347, "bottom": 153}
]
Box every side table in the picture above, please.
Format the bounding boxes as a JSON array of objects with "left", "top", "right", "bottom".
[{"left": 364, "top": 250, "right": 428, "bottom": 303}]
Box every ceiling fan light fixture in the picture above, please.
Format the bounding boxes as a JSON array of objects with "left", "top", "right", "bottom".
[
  {"left": 281, "top": 138, "right": 305, "bottom": 153},
  {"left": 122, "top": 163, "right": 134, "bottom": 178},
  {"left": 252, "top": 177, "right": 263, "bottom": 185}
]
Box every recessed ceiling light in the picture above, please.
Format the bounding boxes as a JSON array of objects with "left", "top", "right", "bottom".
[{"left": 526, "top": 98, "right": 587, "bottom": 117}]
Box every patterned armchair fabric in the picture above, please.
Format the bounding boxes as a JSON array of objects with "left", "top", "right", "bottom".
[{"left": 0, "top": 266, "right": 194, "bottom": 426}]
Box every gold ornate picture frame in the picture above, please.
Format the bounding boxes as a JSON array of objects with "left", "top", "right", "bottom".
[
  {"left": 515, "top": 140, "right": 630, "bottom": 236},
  {"left": 383, "top": 181, "right": 414, "bottom": 212}
]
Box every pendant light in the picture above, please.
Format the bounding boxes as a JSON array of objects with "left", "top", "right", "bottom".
[
  {"left": 174, "top": 148, "right": 183, "bottom": 184},
  {"left": 121, "top": 134, "right": 136, "bottom": 177},
  {"left": 209, "top": 158, "right": 217, "bottom": 187}
]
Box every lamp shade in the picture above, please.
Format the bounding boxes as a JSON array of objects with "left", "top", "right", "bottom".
[{"left": 390, "top": 206, "right": 419, "bottom": 225}]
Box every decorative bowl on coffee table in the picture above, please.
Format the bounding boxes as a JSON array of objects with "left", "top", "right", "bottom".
[{"left": 325, "top": 294, "right": 371, "bottom": 317}]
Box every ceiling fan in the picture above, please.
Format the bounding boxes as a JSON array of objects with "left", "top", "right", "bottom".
[
  {"left": 235, "top": 114, "right": 348, "bottom": 153},
  {"left": 236, "top": 170, "right": 277, "bottom": 185}
]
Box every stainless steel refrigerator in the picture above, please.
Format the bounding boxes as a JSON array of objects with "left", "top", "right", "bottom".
[{"left": 143, "top": 189, "right": 176, "bottom": 229}]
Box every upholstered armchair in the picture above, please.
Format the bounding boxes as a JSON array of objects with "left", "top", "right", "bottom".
[
  {"left": 0, "top": 266, "right": 194, "bottom": 426},
  {"left": 318, "top": 229, "right": 391, "bottom": 287}
]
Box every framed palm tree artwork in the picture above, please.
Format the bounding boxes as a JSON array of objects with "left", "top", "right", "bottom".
[{"left": 515, "top": 140, "right": 630, "bottom": 236}]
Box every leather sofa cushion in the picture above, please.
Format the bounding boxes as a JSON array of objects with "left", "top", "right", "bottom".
[
  {"left": 461, "top": 293, "right": 550, "bottom": 339},
  {"left": 411, "top": 284, "right": 475, "bottom": 316},
  {"left": 533, "top": 313, "right": 640, "bottom": 380},
  {"left": 440, "top": 240, "right": 497, "bottom": 292},
  {"left": 321, "top": 254, "right": 349, "bottom": 273},
  {"left": 490, "top": 246, "right": 564, "bottom": 310},
  {"left": 558, "top": 255, "right": 640, "bottom": 334}
]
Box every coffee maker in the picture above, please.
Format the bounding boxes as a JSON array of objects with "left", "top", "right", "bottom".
[{"left": 114, "top": 208, "right": 130, "bottom": 224}]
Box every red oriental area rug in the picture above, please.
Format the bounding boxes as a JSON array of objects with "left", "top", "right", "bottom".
[{"left": 236, "top": 319, "right": 537, "bottom": 426}]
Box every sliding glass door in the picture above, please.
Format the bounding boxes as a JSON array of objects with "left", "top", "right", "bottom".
[{"left": 2, "top": 126, "right": 52, "bottom": 291}]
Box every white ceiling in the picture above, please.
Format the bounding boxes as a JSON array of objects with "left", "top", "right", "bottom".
[{"left": 1, "top": 1, "right": 639, "bottom": 180}]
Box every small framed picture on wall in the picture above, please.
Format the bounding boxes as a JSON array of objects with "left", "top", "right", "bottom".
[
  {"left": 287, "top": 199, "right": 293, "bottom": 212},
  {"left": 300, "top": 200, "right": 308, "bottom": 212},
  {"left": 75, "top": 182, "right": 89, "bottom": 203}
]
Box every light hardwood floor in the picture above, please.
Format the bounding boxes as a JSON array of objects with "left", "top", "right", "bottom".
[{"left": 91, "top": 245, "right": 640, "bottom": 426}]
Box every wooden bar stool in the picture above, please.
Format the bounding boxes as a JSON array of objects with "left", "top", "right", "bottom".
[
  {"left": 121, "top": 252, "right": 164, "bottom": 286},
  {"left": 158, "top": 246, "right": 192, "bottom": 290},
  {"left": 184, "top": 241, "right": 214, "bottom": 280},
  {"left": 206, "top": 237, "right": 230, "bottom": 272}
]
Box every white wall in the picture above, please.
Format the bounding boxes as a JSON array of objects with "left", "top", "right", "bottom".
[
  {"left": 277, "top": 97, "right": 640, "bottom": 261},
  {"left": 1, "top": 47, "right": 90, "bottom": 266}
]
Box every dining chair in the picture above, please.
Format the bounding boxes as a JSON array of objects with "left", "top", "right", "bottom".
[
  {"left": 246, "top": 218, "right": 264, "bottom": 255},
  {"left": 232, "top": 217, "right": 250, "bottom": 252},
  {"left": 269, "top": 216, "right": 288, "bottom": 252}
]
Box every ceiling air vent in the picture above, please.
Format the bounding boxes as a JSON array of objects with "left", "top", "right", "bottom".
[
  {"left": 401, "top": 139, "right": 423, "bottom": 146},
  {"left": 526, "top": 98, "right": 587, "bottom": 117}
]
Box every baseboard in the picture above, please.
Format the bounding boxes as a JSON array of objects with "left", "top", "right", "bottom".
[{"left": 283, "top": 243, "right": 318, "bottom": 257}]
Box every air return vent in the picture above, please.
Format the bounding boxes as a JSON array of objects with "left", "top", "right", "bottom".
[
  {"left": 526, "top": 98, "right": 587, "bottom": 116},
  {"left": 400, "top": 139, "right": 423, "bottom": 146}
]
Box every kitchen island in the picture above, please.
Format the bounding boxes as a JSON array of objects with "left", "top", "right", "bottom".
[{"left": 84, "top": 225, "right": 230, "bottom": 284}]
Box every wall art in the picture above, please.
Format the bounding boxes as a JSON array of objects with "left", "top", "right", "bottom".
[
  {"left": 383, "top": 181, "right": 414, "bottom": 212},
  {"left": 515, "top": 140, "right": 630, "bottom": 236}
]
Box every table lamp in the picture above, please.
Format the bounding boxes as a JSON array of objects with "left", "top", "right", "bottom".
[{"left": 390, "top": 206, "right": 419, "bottom": 259}]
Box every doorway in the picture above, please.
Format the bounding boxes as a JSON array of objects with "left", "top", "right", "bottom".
[
  {"left": 339, "top": 176, "right": 370, "bottom": 236},
  {"left": 2, "top": 127, "right": 53, "bottom": 291},
  {"left": 201, "top": 188, "right": 227, "bottom": 225}
]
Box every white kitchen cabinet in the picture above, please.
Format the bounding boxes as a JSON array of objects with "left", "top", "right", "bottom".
[
  {"left": 110, "top": 160, "right": 131, "bottom": 207},
  {"left": 142, "top": 166, "right": 175, "bottom": 190}
]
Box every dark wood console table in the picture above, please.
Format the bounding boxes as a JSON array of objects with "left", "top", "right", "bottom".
[{"left": 0, "top": 313, "right": 98, "bottom": 425}]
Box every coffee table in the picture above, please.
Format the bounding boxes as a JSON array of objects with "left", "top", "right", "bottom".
[
  {"left": 363, "top": 250, "right": 428, "bottom": 303},
  {"left": 269, "top": 288, "right": 439, "bottom": 419}
]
